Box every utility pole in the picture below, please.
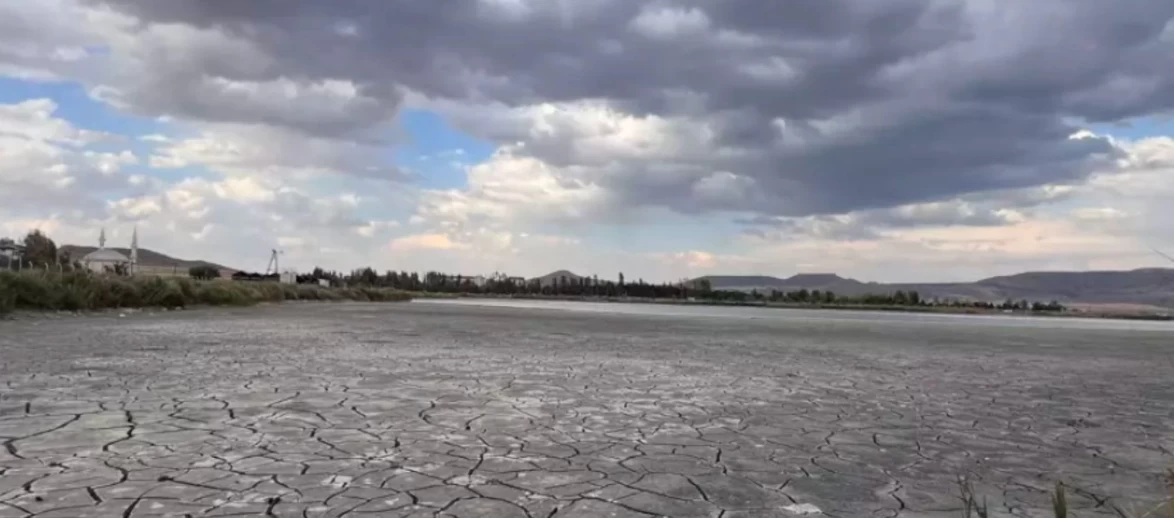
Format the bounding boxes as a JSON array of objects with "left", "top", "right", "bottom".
[{"left": 265, "top": 249, "right": 283, "bottom": 276}]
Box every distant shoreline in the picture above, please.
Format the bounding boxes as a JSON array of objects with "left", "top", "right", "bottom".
[{"left": 415, "top": 292, "right": 1174, "bottom": 322}]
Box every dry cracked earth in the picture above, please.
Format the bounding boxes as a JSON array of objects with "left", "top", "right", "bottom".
[{"left": 1, "top": 301, "right": 1172, "bottom": 518}]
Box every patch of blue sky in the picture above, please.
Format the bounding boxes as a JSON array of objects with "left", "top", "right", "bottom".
[
  {"left": 0, "top": 76, "right": 216, "bottom": 187},
  {"left": 0, "top": 76, "right": 168, "bottom": 139},
  {"left": 393, "top": 109, "right": 495, "bottom": 190},
  {"left": 1088, "top": 115, "right": 1174, "bottom": 141}
]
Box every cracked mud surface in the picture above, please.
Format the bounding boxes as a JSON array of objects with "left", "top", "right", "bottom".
[{"left": 1, "top": 301, "right": 1172, "bottom": 517}]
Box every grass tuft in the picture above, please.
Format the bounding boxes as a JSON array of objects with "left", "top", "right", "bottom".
[
  {"left": 959, "top": 474, "right": 1174, "bottom": 518},
  {"left": 1053, "top": 481, "right": 1067, "bottom": 518},
  {"left": 959, "top": 477, "right": 990, "bottom": 518}
]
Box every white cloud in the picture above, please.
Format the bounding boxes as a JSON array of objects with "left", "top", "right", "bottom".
[
  {"left": 84, "top": 150, "right": 138, "bottom": 175},
  {"left": 356, "top": 220, "right": 400, "bottom": 237},
  {"left": 212, "top": 176, "right": 276, "bottom": 203},
  {"left": 147, "top": 122, "right": 404, "bottom": 180},
  {"left": 388, "top": 233, "right": 467, "bottom": 252},
  {"left": 73, "top": 175, "right": 385, "bottom": 271},
  {"left": 417, "top": 146, "right": 611, "bottom": 228},
  {"left": 630, "top": 6, "right": 712, "bottom": 40},
  {"left": 737, "top": 56, "right": 801, "bottom": 84},
  {"left": 0, "top": 99, "right": 132, "bottom": 215},
  {"left": 0, "top": 99, "right": 107, "bottom": 145}
]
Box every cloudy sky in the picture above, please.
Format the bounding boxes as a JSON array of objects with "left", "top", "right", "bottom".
[{"left": 2, "top": 0, "right": 1173, "bottom": 282}]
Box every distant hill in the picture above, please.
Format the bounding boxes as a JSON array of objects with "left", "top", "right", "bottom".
[
  {"left": 698, "top": 273, "right": 869, "bottom": 294},
  {"left": 60, "top": 245, "right": 235, "bottom": 273},
  {"left": 696, "top": 268, "right": 1174, "bottom": 308},
  {"left": 531, "top": 270, "right": 584, "bottom": 287}
]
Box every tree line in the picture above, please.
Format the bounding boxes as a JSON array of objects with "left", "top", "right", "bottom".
[
  {"left": 297, "top": 267, "right": 1066, "bottom": 311},
  {"left": 2, "top": 230, "right": 1066, "bottom": 312}
]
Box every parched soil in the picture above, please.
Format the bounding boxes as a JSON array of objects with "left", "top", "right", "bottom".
[{"left": 1, "top": 302, "right": 1171, "bottom": 517}]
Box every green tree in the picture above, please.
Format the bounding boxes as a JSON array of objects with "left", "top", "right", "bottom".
[
  {"left": 695, "top": 278, "right": 713, "bottom": 293},
  {"left": 59, "top": 250, "right": 75, "bottom": 271},
  {"left": 189, "top": 265, "right": 221, "bottom": 280},
  {"left": 22, "top": 230, "right": 57, "bottom": 267}
]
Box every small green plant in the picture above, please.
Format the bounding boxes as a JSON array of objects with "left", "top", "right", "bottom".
[
  {"left": 1053, "top": 481, "right": 1067, "bottom": 518},
  {"left": 959, "top": 476, "right": 990, "bottom": 518},
  {"left": 957, "top": 473, "right": 1174, "bottom": 518}
]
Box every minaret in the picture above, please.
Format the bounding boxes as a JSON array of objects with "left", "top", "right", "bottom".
[
  {"left": 99, "top": 228, "right": 106, "bottom": 249},
  {"left": 130, "top": 226, "right": 139, "bottom": 276}
]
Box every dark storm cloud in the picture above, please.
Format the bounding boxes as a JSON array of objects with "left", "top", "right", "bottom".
[{"left": 85, "top": 0, "right": 1174, "bottom": 218}]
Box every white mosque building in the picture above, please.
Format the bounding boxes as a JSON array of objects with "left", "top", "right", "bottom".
[{"left": 82, "top": 227, "right": 139, "bottom": 274}]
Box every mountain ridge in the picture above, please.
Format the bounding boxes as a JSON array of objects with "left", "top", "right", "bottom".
[{"left": 695, "top": 268, "right": 1174, "bottom": 308}]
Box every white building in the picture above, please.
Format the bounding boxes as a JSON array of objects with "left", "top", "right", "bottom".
[
  {"left": 82, "top": 228, "right": 138, "bottom": 274},
  {"left": 0, "top": 238, "right": 23, "bottom": 260}
]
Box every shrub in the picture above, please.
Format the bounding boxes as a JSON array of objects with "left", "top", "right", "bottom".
[
  {"left": 56, "top": 272, "right": 99, "bottom": 311},
  {"left": 253, "top": 282, "right": 285, "bottom": 303},
  {"left": 315, "top": 287, "right": 343, "bottom": 301},
  {"left": 361, "top": 287, "right": 412, "bottom": 302},
  {"left": 137, "top": 277, "right": 186, "bottom": 308},
  {"left": 57, "top": 283, "right": 93, "bottom": 311},
  {"left": 195, "top": 281, "right": 252, "bottom": 306},
  {"left": 0, "top": 273, "right": 14, "bottom": 314},
  {"left": 296, "top": 284, "right": 322, "bottom": 300},
  {"left": 7, "top": 271, "right": 55, "bottom": 309},
  {"left": 174, "top": 277, "right": 197, "bottom": 300},
  {"left": 0, "top": 271, "right": 410, "bottom": 313},
  {"left": 99, "top": 276, "right": 142, "bottom": 308},
  {"left": 188, "top": 265, "right": 221, "bottom": 280}
]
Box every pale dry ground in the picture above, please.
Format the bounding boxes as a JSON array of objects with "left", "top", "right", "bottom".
[
  {"left": 1, "top": 302, "right": 1172, "bottom": 517},
  {"left": 1067, "top": 303, "right": 1173, "bottom": 316}
]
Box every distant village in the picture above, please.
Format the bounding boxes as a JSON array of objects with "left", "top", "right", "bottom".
[
  {"left": 1, "top": 229, "right": 527, "bottom": 290},
  {"left": 3, "top": 228, "right": 152, "bottom": 276}
]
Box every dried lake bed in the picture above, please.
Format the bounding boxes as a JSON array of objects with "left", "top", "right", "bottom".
[{"left": 1, "top": 300, "right": 1172, "bottom": 517}]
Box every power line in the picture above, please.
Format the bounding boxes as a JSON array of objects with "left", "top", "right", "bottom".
[{"left": 1149, "top": 246, "right": 1174, "bottom": 265}]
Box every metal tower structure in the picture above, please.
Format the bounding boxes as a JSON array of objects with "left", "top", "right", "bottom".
[{"left": 265, "top": 249, "right": 280, "bottom": 275}]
